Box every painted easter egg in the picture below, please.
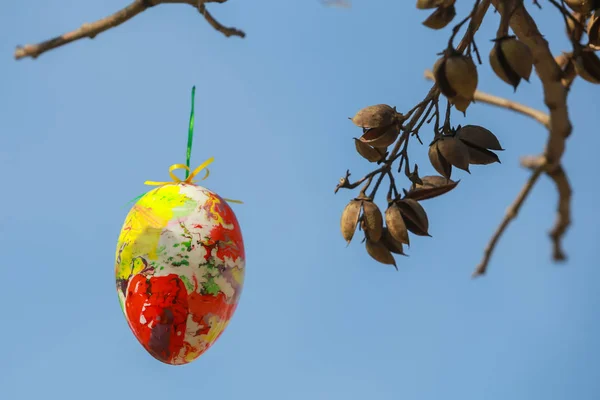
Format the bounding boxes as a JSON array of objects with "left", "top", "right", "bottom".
[{"left": 115, "top": 183, "right": 245, "bottom": 365}]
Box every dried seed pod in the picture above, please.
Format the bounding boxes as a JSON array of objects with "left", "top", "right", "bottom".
[
  {"left": 416, "top": 0, "right": 455, "bottom": 9},
  {"left": 351, "top": 104, "right": 398, "bottom": 129},
  {"left": 437, "top": 136, "right": 470, "bottom": 172},
  {"left": 428, "top": 141, "right": 452, "bottom": 179},
  {"left": 365, "top": 239, "right": 397, "bottom": 269},
  {"left": 382, "top": 228, "right": 407, "bottom": 256},
  {"left": 565, "top": 0, "right": 596, "bottom": 14},
  {"left": 463, "top": 145, "right": 500, "bottom": 165},
  {"left": 359, "top": 124, "right": 400, "bottom": 149},
  {"left": 455, "top": 125, "right": 502, "bottom": 150},
  {"left": 456, "top": 125, "right": 503, "bottom": 165},
  {"left": 405, "top": 175, "right": 459, "bottom": 201},
  {"left": 385, "top": 203, "right": 409, "bottom": 245},
  {"left": 588, "top": 10, "right": 600, "bottom": 48},
  {"left": 438, "top": 52, "right": 478, "bottom": 100},
  {"left": 354, "top": 138, "right": 385, "bottom": 162},
  {"left": 340, "top": 199, "right": 362, "bottom": 244},
  {"left": 396, "top": 199, "right": 430, "bottom": 237},
  {"left": 362, "top": 201, "right": 383, "bottom": 242},
  {"left": 574, "top": 49, "right": 600, "bottom": 83},
  {"left": 432, "top": 135, "right": 471, "bottom": 174},
  {"left": 422, "top": 5, "right": 456, "bottom": 30},
  {"left": 489, "top": 36, "right": 533, "bottom": 89}
]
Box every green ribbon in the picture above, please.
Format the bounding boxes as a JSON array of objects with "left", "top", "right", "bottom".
[
  {"left": 125, "top": 86, "right": 243, "bottom": 207},
  {"left": 185, "top": 86, "right": 196, "bottom": 179},
  {"left": 126, "top": 86, "right": 197, "bottom": 206}
]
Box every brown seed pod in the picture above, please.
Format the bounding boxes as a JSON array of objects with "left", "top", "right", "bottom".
[
  {"left": 433, "top": 56, "right": 456, "bottom": 98},
  {"left": 428, "top": 141, "right": 453, "bottom": 179},
  {"left": 359, "top": 124, "right": 400, "bottom": 149},
  {"left": 397, "top": 199, "right": 430, "bottom": 237},
  {"left": 422, "top": 5, "right": 456, "bottom": 30},
  {"left": 489, "top": 36, "right": 533, "bottom": 89},
  {"left": 381, "top": 228, "right": 408, "bottom": 256},
  {"left": 456, "top": 125, "right": 503, "bottom": 165},
  {"left": 435, "top": 136, "right": 471, "bottom": 172},
  {"left": 416, "top": 0, "right": 455, "bottom": 9},
  {"left": 365, "top": 239, "right": 397, "bottom": 269},
  {"left": 455, "top": 125, "right": 503, "bottom": 150},
  {"left": 354, "top": 138, "right": 385, "bottom": 162},
  {"left": 574, "top": 48, "right": 600, "bottom": 83},
  {"left": 588, "top": 9, "right": 600, "bottom": 48},
  {"left": 340, "top": 200, "right": 362, "bottom": 244},
  {"left": 444, "top": 53, "right": 478, "bottom": 100},
  {"left": 463, "top": 145, "right": 500, "bottom": 165},
  {"left": 564, "top": 0, "right": 596, "bottom": 14},
  {"left": 433, "top": 51, "right": 478, "bottom": 106},
  {"left": 362, "top": 201, "right": 383, "bottom": 242},
  {"left": 405, "top": 175, "right": 459, "bottom": 201},
  {"left": 351, "top": 104, "right": 398, "bottom": 129},
  {"left": 385, "top": 203, "right": 409, "bottom": 245}
]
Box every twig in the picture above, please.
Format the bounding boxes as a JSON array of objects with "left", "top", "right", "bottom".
[
  {"left": 472, "top": 161, "right": 545, "bottom": 278},
  {"left": 14, "top": 0, "right": 244, "bottom": 60},
  {"left": 493, "top": 0, "right": 572, "bottom": 164},
  {"left": 475, "top": 0, "right": 572, "bottom": 276},
  {"left": 448, "top": 1, "right": 480, "bottom": 49},
  {"left": 472, "top": 1, "right": 573, "bottom": 277},
  {"left": 426, "top": 60, "right": 563, "bottom": 274},
  {"left": 545, "top": 0, "right": 586, "bottom": 33},
  {"left": 396, "top": 0, "right": 492, "bottom": 155},
  {"left": 423, "top": 69, "right": 550, "bottom": 127},
  {"left": 520, "top": 156, "right": 572, "bottom": 261},
  {"left": 337, "top": 0, "right": 491, "bottom": 210},
  {"left": 197, "top": 1, "right": 245, "bottom": 37}
]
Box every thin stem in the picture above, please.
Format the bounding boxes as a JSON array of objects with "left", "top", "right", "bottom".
[
  {"left": 473, "top": 163, "right": 545, "bottom": 277},
  {"left": 14, "top": 0, "right": 244, "bottom": 60}
]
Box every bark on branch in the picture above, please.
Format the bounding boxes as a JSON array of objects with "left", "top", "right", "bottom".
[
  {"left": 492, "top": 0, "right": 572, "bottom": 165},
  {"left": 471, "top": 0, "right": 573, "bottom": 277},
  {"left": 14, "top": 0, "right": 244, "bottom": 60}
]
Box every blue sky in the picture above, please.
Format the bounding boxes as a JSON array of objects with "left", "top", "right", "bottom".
[{"left": 1, "top": 1, "right": 599, "bottom": 399}]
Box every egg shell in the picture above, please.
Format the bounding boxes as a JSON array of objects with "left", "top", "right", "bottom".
[{"left": 115, "top": 183, "right": 245, "bottom": 365}]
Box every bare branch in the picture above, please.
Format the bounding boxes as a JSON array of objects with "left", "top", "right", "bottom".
[
  {"left": 14, "top": 0, "right": 244, "bottom": 60},
  {"left": 470, "top": 1, "right": 574, "bottom": 277},
  {"left": 520, "top": 156, "right": 572, "bottom": 262},
  {"left": 492, "top": 0, "right": 571, "bottom": 166},
  {"left": 197, "top": 1, "right": 246, "bottom": 37},
  {"left": 424, "top": 69, "right": 550, "bottom": 127},
  {"left": 472, "top": 160, "right": 545, "bottom": 278}
]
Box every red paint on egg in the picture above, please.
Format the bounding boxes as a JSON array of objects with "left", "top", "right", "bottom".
[{"left": 125, "top": 274, "right": 189, "bottom": 364}]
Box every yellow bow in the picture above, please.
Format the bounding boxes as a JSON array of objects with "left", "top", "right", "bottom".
[{"left": 144, "top": 157, "right": 243, "bottom": 204}]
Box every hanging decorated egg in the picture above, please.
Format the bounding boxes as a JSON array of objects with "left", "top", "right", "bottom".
[
  {"left": 115, "top": 175, "right": 245, "bottom": 365},
  {"left": 115, "top": 86, "right": 244, "bottom": 365}
]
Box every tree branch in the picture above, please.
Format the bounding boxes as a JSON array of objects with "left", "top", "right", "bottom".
[
  {"left": 197, "top": 1, "right": 245, "bottom": 37},
  {"left": 472, "top": 1, "right": 573, "bottom": 277},
  {"left": 520, "top": 156, "right": 572, "bottom": 262},
  {"left": 336, "top": 1, "right": 493, "bottom": 199},
  {"left": 14, "top": 0, "right": 244, "bottom": 60},
  {"left": 492, "top": 0, "right": 572, "bottom": 165},
  {"left": 423, "top": 69, "right": 550, "bottom": 127},
  {"left": 472, "top": 161, "right": 545, "bottom": 278}
]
